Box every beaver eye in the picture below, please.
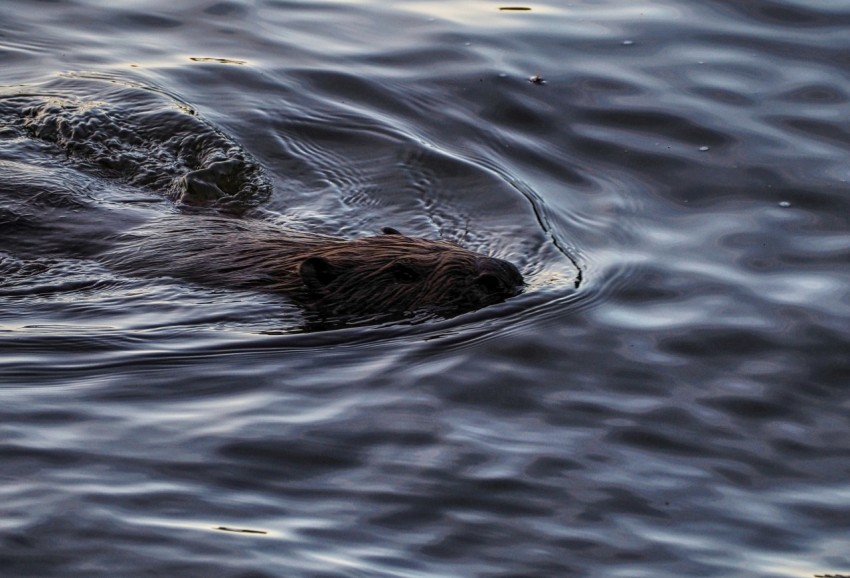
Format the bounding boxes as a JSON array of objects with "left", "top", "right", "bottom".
[
  {"left": 475, "top": 273, "right": 502, "bottom": 294},
  {"left": 389, "top": 264, "right": 420, "bottom": 283}
]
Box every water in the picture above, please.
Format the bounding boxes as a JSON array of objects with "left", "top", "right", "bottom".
[{"left": 1, "top": 1, "right": 849, "bottom": 576}]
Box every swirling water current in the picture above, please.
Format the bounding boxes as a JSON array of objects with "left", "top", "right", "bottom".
[{"left": 1, "top": 1, "right": 849, "bottom": 577}]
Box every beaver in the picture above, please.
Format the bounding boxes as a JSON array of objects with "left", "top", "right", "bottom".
[
  {"left": 104, "top": 214, "right": 524, "bottom": 320},
  {"left": 1, "top": 82, "right": 525, "bottom": 321}
]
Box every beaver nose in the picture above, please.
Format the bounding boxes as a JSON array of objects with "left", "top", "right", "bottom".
[{"left": 474, "top": 257, "right": 525, "bottom": 297}]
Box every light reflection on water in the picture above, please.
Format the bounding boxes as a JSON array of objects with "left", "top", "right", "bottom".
[{"left": 1, "top": 0, "right": 850, "bottom": 577}]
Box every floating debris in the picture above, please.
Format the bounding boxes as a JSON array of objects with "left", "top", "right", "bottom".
[
  {"left": 698, "top": 146, "right": 710, "bottom": 151},
  {"left": 778, "top": 201, "right": 791, "bottom": 208},
  {"left": 529, "top": 74, "right": 546, "bottom": 85},
  {"left": 215, "top": 526, "right": 268, "bottom": 535},
  {"left": 500, "top": 6, "right": 532, "bottom": 10},
  {"left": 189, "top": 57, "right": 247, "bottom": 65}
]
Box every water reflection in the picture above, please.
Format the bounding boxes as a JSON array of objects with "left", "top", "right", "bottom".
[{"left": 2, "top": 0, "right": 850, "bottom": 577}]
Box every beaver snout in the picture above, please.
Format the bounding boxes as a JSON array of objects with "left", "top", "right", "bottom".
[{"left": 474, "top": 257, "right": 525, "bottom": 299}]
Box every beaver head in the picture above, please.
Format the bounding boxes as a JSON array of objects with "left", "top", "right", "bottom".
[{"left": 291, "top": 227, "right": 524, "bottom": 319}]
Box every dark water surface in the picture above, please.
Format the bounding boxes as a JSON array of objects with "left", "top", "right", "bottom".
[{"left": 2, "top": 1, "right": 849, "bottom": 577}]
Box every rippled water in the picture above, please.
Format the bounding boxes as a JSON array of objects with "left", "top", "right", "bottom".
[{"left": 2, "top": 1, "right": 849, "bottom": 577}]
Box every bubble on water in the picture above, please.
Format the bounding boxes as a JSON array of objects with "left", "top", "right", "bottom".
[
  {"left": 778, "top": 201, "right": 791, "bottom": 208},
  {"left": 698, "top": 146, "right": 710, "bottom": 151},
  {"left": 622, "top": 40, "right": 634, "bottom": 46}
]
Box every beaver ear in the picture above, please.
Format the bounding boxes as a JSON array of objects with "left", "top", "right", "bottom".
[
  {"left": 300, "top": 257, "right": 338, "bottom": 289},
  {"left": 382, "top": 227, "right": 403, "bottom": 235}
]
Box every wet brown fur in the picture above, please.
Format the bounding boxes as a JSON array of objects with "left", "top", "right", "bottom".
[{"left": 105, "top": 215, "right": 524, "bottom": 319}]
